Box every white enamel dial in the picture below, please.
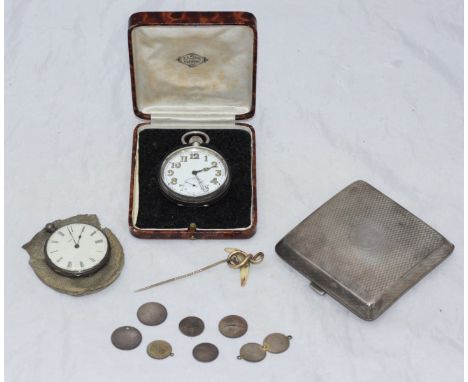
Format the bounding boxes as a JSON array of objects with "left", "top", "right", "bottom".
[
  {"left": 160, "top": 145, "right": 230, "bottom": 205},
  {"left": 45, "top": 223, "right": 109, "bottom": 277}
]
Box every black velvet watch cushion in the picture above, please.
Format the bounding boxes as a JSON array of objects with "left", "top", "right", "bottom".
[{"left": 136, "top": 127, "right": 253, "bottom": 229}]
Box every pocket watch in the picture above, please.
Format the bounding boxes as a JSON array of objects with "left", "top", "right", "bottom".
[
  {"left": 44, "top": 222, "right": 110, "bottom": 277},
  {"left": 22, "top": 214, "right": 124, "bottom": 296},
  {"left": 159, "top": 131, "right": 230, "bottom": 206}
]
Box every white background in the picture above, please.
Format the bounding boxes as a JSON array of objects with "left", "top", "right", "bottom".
[{"left": 5, "top": 1, "right": 463, "bottom": 381}]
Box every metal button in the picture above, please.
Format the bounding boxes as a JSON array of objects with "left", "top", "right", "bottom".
[
  {"left": 137, "top": 302, "right": 167, "bottom": 326},
  {"left": 238, "top": 343, "right": 266, "bottom": 362},
  {"left": 111, "top": 326, "right": 142, "bottom": 350},
  {"left": 218, "top": 315, "right": 248, "bottom": 338},
  {"left": 179, "top": 316, "right": 205, "bottom": 337},
  {"left": 192, "top": 343, "right": 219, "bottom": 363},
  {"left": 44, "top": 223, "right": 56, "bottom": 233},
  {"left": 263, "top": 333, "right": 291, "bottom": 353},
  {"left": 147, "top": 340, "right": 173, "bottom": 359}
]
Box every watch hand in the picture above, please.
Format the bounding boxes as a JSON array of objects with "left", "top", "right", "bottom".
[
  {"left": 192, "top": 165, "right": 216, "bottom": 175},
  {"left": 194, "top": 175, "right": 203, "bottom": 188},
  {"left": 194, "top": 174, "right": 209, "bottom": 192},
  {"left": 184, "top": 179, "right": 197, "bottom": 187},
  {"left": 67, "top": 227, "right": 78, "bottom": 246},
  {"left": 77, "top": 226, "right": 86, "bottom": 245}
]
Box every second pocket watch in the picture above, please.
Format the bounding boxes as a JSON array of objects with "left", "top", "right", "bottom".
[{"left": 159, "top": 131, "right": 231, "bottom": 206}]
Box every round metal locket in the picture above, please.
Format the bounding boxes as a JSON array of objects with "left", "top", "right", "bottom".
[
  {"left": 238, "top": 333, "right": 292, "bottom": 362},
  {"left": 238, "top": 343, "right": 267, "bottom": 363},
  {"left": 111, "top": 326, "right": 142, "bottom": 350},
  {"left": 263, "top": 333, "right": 292, "bottom": 353},
  {"left": 147, "top": 340, "right": 174, "bottom": 360},
  {"left": 137, "top": 302, "right": 167, "bottom": 326},
  {"left": 218, "top": 315, "right": 248, "bottom": 338},
  {"left": 179, "top": 316, "right": 205, "bottom": 337},
  {"left": 159, "top": 131, "right": 231, "bottom": 206},
  {"left": 192, "top": 343, "right": 219, "bottom": 363}
]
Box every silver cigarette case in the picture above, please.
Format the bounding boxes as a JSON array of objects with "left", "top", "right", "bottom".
[{"left": 276, "top": 180, "right": 454, "bottom": 321}]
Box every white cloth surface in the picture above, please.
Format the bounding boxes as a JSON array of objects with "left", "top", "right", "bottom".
[
  {"left": 131, "top": 24, "right": 254, "bottom": 116},
  {"left": 5, "top": 1, "right": 463, "bottom": 381}
]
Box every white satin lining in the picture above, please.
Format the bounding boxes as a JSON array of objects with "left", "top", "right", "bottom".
[
  {"left": 150, "top": 113, "right": 235, "bottom": 123},
  {"left": 131, "top": 25, "right": 254, "bottom": 118}
]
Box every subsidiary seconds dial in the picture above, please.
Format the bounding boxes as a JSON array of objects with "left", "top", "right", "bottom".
[
  {"left": 45, "top": 223, "right": 110, "bottom": 277},
  {"left": 159, "top": 131, "right": 230, "bottom": 205}
]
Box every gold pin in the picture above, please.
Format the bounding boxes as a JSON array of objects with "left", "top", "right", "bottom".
[{"left": 135, "top": 248, "right": 264, "bottom": 293}]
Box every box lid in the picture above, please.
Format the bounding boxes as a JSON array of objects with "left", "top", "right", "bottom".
[
  {"left": 275, "top": 180, "right": 454, "bottom": 321},
  {"left": 128, "top": 12, "right": 257, "bottom": 121}
]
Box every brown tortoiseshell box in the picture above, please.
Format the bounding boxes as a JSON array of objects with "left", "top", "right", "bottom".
[{"left": 128, "top": 12, "right": 258, "bottom": 239}]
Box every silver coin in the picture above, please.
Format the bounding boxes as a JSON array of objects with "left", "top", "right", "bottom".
[
  {"left": 137, "top": 302, "right": 167, "bottom": 326},
  {"left": 218, "top": 315, "right": 248, "bottom": 338},
  {"left": 192, "top": 343, "right": 219, "bottom": 363},
  {"left": 147, "top": 340, "right": 173, "bottom": 360},
  {"left": 239, "top": 343, "right": 267, "bottom": 362},
  {"left": 263, "top": 333, "right": 291, "bottom": 353},
  {"left": 111, "top": 326, "right": 142, "bottom": 350},
  {"left": 179, "top": 316, "right": 205, "bottom": 337}
]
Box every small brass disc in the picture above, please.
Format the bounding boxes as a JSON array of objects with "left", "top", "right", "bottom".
[
  {"left": 192, "top": 343, "right": 219, "bottom": 363},
  {"left": 263, "top": 333, "right": 291, "bottom": 354},
  {"left": 218, "top": 315, "right": 248, "bottom": 338},
  {"left": 179, "top": 316, "right": 205, "bottom": 337},
  {"left": 111, "top": 326, "right": 142, "bottom": 350},
  {"left": 137, "top": 302, "right": 167, "bottom": 326},
  {"left": 239, "top": 343, "right": 267, "bottom": 362},
  {"left": 147, "top": 340, "right": 173, "bottom": 360}
]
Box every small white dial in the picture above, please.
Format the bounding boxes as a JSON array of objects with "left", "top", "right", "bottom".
[
  {"left": 160, "top": 145, "right": 230, "bottom": 205},
  {"left": 45, "top": 223, "right": 109, "bottom": 277}
]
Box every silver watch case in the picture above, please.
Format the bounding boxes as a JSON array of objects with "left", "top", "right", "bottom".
[
  {"left": 158, "top": 145, "right": 231, "bottom": 206},
  {"left": 44, "top": 224, "right": 111, "bottom": 278}
]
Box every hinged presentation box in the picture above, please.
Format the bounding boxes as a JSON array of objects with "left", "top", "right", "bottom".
[{"left": 128, "top": 12, "right": 258, "bottom": 239}]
